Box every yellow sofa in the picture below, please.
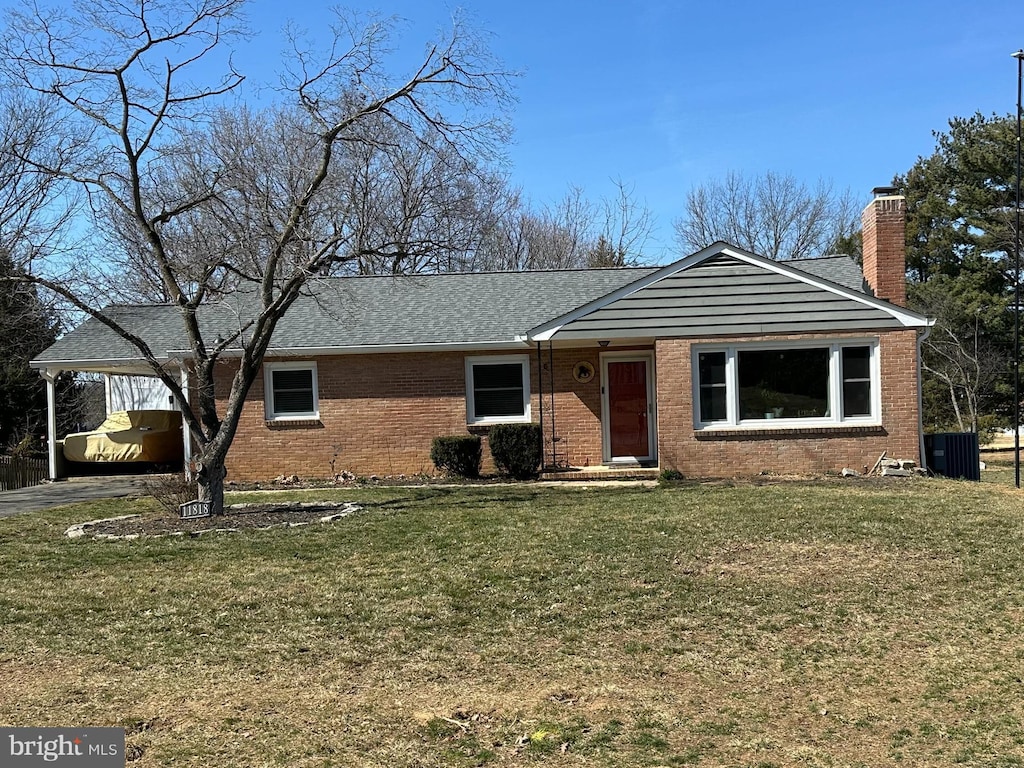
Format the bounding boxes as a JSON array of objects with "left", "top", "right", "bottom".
[{"left": 63, "top": 410, "right": 183, "bottom": 464}]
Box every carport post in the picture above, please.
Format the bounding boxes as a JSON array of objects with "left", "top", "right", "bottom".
[{"left": 41, "top": 368, "right": 60, "bottom": 480}]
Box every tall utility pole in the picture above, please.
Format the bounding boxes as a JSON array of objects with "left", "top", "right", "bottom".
[{"left": 1014, "top": 49, "right": 1023, "bottom": 489}]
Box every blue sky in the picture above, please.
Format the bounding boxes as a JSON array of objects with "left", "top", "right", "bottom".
[{"left": 215, "top": 1, "right": 1024, "bottom": 260}]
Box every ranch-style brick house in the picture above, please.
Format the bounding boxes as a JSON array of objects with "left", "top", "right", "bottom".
[{"left": 32, "top": 189, "right": 932, "bottom": 481}]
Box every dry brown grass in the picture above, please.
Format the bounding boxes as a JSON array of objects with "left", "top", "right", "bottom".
[{"left": 1, "top": 480, "right": 1023, "bottom": 766}]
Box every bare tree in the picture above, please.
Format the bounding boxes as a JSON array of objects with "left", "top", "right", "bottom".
[
  {"left": 909, "top": 274, "right": 1010, "bottom": 435},
  {"left": 0, "top": 88, "right": 86, "bottom": 450},
  {"left": 338, "top": 122, "right": 502, "bottom": 276},
  {"left": 472, "top": 181, "right": 654, "bottom": 271},
  {"left": 922, "top": 323, "right": 1001, "bottom": 434},
  {"left": 524, "top": 185, "right": 595, "bottom": 269},
  {"left": 0, "top": 89, "right": 76, "bottom": 270},
  {"left": 591, "top": 178, "right": 653, "bottom": 267},
  {"left": 464, "top": 182, "right": 530, "bottom": 271},
  {"left": 1, "top": 1, "right": 513, "bottom": 512},
  {"left": 674, "top": 171, "right": 860, "bottom": 260}
]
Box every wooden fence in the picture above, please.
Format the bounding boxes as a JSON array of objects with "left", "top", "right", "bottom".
[{"left": 0, "top": 454, "right": 48, "bottom": 492}]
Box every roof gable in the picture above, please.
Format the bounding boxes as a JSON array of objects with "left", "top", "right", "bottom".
[{"left": 528, "top": 242, "right": 930, "bottom": 341}]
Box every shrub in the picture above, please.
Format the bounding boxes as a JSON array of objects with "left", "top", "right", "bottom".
[
  {"left": 658, "top": 468, "right": 685, "bottom": 486},
  {"left": 488, "top": 423, "right": 543, "bottom": 479},
  {"left": 142, "top": 472, "right": 199, "bottom": 515},
  {"left": 8, "top": 434, "right": 44, "bottom": 459},
  {"left": 430, "top": 435, "right": 482, "bottom": 478}
]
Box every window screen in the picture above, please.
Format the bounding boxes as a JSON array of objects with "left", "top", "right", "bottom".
[
  {"left": 472, "top": 363, "right": 525, "bottom": 418},
  {"left": 698, "top": 351, "right": 727, "bottom": 422},
  {"left": 271, "top": 368, "right": 315, "bottom": 415},
  {"left": 841, "top": 346, "right": 872, "bottom": 418}
]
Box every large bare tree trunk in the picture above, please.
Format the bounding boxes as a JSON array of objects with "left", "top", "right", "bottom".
[{"left": 195, "top": 454, "right": 227, "bottom": 515}]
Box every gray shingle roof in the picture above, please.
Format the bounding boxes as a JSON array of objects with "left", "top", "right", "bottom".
[
  {"left": 33, "top": 304, "right": 191, "bottom": 365},
  {"left": 788, "top": 254, "right": 869, "bottom": 293},
  {"left": 266, "top": 268, "right": 659, "bottom": 348},
  {"left": 30, "top": 251, "right": 881, "bottom": 368},
  {"left": 31, "top": 267, "right": 657, "bottom": 366}
]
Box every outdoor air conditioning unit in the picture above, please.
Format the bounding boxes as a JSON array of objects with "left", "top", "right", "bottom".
[{"left": 924, "top": 432, "right": 980, "bottom": 482}]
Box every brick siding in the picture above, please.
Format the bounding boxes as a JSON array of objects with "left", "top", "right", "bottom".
[
  {"left": 215, "top": 329, "right": 920, "bottom": 481},
  {"left": 218, "top": 349, "right": 608, "bottom": 480},
  {"left": 656, "top": 330, "right": 922, "bottom": 476}
]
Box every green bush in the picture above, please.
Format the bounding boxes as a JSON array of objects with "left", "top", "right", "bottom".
[
  {"left": 658, "top": 468, "right": 685, "bottom": 486},
  {"left": 488, "top": 423, "right": 543, "bottom": 479},
  {"left": 430, "top": 435, "right": 482, "bottom": 478}
]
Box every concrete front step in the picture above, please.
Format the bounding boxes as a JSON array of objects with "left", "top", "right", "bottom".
[{"left": 540, "top": 466, "right": 661, "bottom": 481}]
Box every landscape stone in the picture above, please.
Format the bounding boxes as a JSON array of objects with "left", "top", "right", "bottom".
[{"left": 881, "top": 467, "right": 912, "bottom": 477}]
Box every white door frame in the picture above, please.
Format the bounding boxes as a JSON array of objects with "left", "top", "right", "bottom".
[{"left": 600, "top": 351, "right": 657, "bottom": 463}]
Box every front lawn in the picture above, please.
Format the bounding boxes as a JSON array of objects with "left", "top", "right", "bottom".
[{"left": 1, "top": 479, "right": 1022, "bottom": 766}]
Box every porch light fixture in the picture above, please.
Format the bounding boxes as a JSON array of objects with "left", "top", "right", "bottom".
[
  {"left": 1014, "top": 49, "right": 1023, "bottom": 488},
  {"left": 598, "top": 340, "right": 610, "bottom": 347}
]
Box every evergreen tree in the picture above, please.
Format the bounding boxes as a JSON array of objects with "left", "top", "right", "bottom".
[
  {"left": 896, "top": 112, "right": 1019, "bottom": 435},
  {"left": 586, "top": 235, "right": 627, "bottom": 268},
  {"left": 0, "top": 249, "right": 61, "bottom": 450},
  {"left": 898, "top": 113, "right": 1018, "bottom": 282}
]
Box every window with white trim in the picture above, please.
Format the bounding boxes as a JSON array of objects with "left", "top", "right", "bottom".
[
  {"left": 693, "top": 341, "right": 878, "bottom": 428},
  {"left": 264, "top": 362, "right": 319, "bottom": 420},
  {"left": 466, "top": 355, "right": 531, "bottom": 424}
]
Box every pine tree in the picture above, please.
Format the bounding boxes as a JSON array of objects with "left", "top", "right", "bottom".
[
  {"left": 898, "top": 113, "right": 1018, "bottom": 282},
  {"left": 896, "top": 112, "right": 1019, "bottom": 435},
  {"left": 0, "top": 249, "right": 61, "bottom": 450}
]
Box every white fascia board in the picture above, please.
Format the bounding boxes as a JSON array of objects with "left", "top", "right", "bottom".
[
  {"left": 729, "top": 248, "right": 934, "bottom": 328},
  {"left": 28, "top": 357, "right": 173, "bottom": 374},
  {"left": 167, "top": 339, "right": 533, "bottom": 359},
  {"left": 528, "top": 241, "right": 932, "bottom": 341}
]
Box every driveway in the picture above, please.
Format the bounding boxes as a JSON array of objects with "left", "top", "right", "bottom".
[{"left": 0, "top": 476, "right": 148, "bottom": 518}]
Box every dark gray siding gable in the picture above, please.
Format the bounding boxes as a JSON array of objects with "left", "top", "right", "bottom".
[{"left": 550, "top": 254, "right": 905, "bottom": 340}]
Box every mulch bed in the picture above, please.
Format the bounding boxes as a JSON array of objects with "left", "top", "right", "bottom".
[{"left": 74, "top": 502, "right": 359, "bottom": 539}]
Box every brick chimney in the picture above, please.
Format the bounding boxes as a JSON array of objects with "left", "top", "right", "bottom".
[{"left": 861, "top": 186, "right": 906, "bottom": 306}]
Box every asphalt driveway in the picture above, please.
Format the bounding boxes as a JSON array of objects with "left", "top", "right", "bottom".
[{"left": 0, "top": 476, "right": 147, "bottom": 517}]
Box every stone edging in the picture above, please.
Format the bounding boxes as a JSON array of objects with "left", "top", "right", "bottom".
[
  {"left": 65, "top": 514, "right": 142, "bottom": 539},
  {"left": 64, "top": 502, "right": 362, "bottom": 541}
]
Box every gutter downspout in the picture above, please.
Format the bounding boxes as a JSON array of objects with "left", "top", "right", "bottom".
[{"left": 917, "top": 325, "right": 932, "bottom": 472}]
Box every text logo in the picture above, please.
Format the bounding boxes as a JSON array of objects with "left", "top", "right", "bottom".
[{"left": 1, "top": 729, "right": 124, "bottom": 767}]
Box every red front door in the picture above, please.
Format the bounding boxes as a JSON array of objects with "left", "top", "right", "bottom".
[{"left": 607, "top": 359, "right": 650, "bottom": 459}]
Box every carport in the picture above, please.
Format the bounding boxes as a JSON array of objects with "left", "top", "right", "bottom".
[{"left": 32, "top": 359, "right": 192, "bottom": 481}]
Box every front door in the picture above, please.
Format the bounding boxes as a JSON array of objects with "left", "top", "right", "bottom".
[{"left": 604, "top": 356, "right": 654, "bottom": 461}]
